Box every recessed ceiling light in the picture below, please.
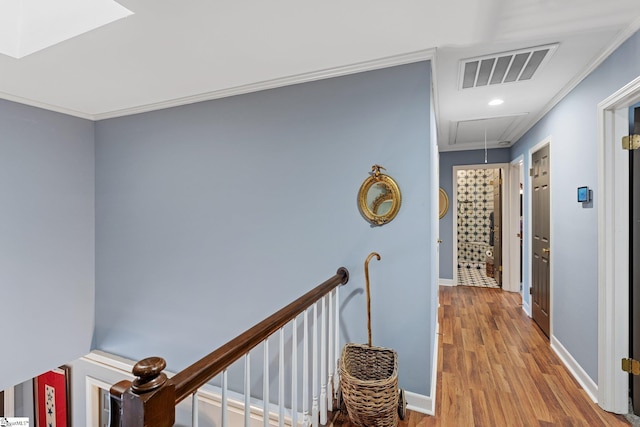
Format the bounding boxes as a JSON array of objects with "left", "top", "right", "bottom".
[
  {"left": 488, "top": 99, "right": 504, "bottom": 106},
  {"left": 0, "top": 0, "right": 133, "bottom": 59}
]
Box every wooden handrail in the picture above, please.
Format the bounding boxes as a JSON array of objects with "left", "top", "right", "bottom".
[
  {"left": 111, "top": 267, "right": 349, "bottom": 427},
  {"left": 171, "top": 266, "right": 349, "bottom": 403}
]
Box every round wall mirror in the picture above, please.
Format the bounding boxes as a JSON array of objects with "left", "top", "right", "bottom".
[
  {"left": 358, "top": 165, "right": 401, "bottom": 226},
  {"left": 439, "top": 188, "right": 449, "bottom": 219}
]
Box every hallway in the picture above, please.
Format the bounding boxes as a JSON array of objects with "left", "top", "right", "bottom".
[{"left": 332, "top": 285, "right": 630, "bottom": 426}]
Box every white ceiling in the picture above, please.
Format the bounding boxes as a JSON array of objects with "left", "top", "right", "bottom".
[{"left": 1, "top": 0, "right": 639, "bottom": 152}]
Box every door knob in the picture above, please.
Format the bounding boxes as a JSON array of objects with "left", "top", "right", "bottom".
[
  {"left": 437, "top": 239, "right": 443, "bottom": 244},
  {"left": 542, "top": 248, "right": 550, "bottom": 253}
]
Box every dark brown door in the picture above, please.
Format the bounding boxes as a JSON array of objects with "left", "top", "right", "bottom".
[
  {"left": 492, "top": 169, "right": 502, "bottom": 287},
  {"left": 0, "top": 390, "right": 4, "bottom": 415},
  {"left": 532, "top": 144, "right": 550, "bottom": 337},
  {"left": 630, "top": 106, "right": 640, "bottom": 415}
]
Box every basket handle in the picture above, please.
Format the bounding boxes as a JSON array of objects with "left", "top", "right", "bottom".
[{"left": 364, "top": 252, "right": 381, "bottom": 347}]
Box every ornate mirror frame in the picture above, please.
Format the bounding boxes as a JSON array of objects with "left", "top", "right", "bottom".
[
  {"left": 439, "top": 188, "right": 449, "bottom": 219},
  {"left": 358, "top": 165, "right": 402, "bottom": 226}
]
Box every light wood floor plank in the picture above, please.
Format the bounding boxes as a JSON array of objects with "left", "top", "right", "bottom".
[{"left": 330, "top": 285, "right": 629, "bottom": 426}]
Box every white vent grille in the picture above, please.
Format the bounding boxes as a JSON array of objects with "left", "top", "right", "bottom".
[{"left": 460, "top": 44, "right": 557, "bottom": 89}]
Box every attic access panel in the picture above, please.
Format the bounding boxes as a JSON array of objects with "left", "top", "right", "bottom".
[{"left": 451, "top": 114, "right": 528, "bottom": 146}]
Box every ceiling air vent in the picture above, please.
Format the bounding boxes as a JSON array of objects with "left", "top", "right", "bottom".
[{"left": 460, "top": 44, "right": 558, "bottom": 89}]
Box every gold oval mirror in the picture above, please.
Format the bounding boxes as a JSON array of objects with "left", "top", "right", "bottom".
[
  {"left": 439, "top": 188, "right": 449, "bottom": 219},
  {"left": 358, "top": 165, "right": 401, "bottom": 226}
]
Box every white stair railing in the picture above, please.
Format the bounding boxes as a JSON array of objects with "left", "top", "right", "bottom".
[
  {"left": 291, "top": 318, "right": 298, "bottom": 427},
  {"left": 184, "top": 288, "right": 342, "bottom": 427},
  {"left": 110, "top": 268, "right": 350, "bottom": 427},
  {"left": 312, "top": 301, "right": 319, "bottom": 427},
  {"left": 245, "top": 353, "right": 251, "bottom": 427}
]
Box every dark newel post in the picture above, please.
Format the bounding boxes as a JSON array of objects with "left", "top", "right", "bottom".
[
  {"left": 119, "top": 357, "right": 176, "bottom": 427},
  {"left": 110, "top": 380, "right": 131, "bottom": 427}
]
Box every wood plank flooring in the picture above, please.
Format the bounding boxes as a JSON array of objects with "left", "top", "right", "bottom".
[{"left": 330, "top": 285, "right": 630, "bottom": 426}]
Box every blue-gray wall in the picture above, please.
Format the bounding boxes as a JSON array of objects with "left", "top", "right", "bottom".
[
  {"left": 0, "top": 100, "right": 95, "bottom": 392},
  {"left": 3, "top": 24, "right": 640, "bottom": 411},
  {"left": 438, "top": 148, "right": 511, "bottom": 280},
  {"left": 511, "top": 30, "right": 640, "bottom": 382},
  {"left": 94, "top": 62, "right": 437, "bottom": 395}
]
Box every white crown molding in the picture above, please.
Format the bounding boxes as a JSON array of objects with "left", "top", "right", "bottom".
[
  {"left": 0, "top": 49, "right": 436, "bottom": 121},
  {"left": 93, "top": 49, "right": 436, "bottom": 121},
  {"left": 0, "top": 90, "right": 94, "bottom": 120},
  {"left": 439, "top": 143, "right": 509, "bottom": 153}
]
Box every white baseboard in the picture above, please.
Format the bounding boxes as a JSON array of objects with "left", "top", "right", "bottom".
[
  {"left": 83, "top": 349, "right": 138, "bottom": 374},
  {"left": 405, "top": 390, "right": 433, "bottom": 415},
  {"left": 439, "top": 278, "right": 455, "bottom": 287},
  {"left": 522, "top": 299, "right": 531, "bottom": 316},
  {"left": 551, "top": 336, "right": 598, "bottom": 403},
  {"left": 405, "top": 318, "right": 439, "bottom": 416}
]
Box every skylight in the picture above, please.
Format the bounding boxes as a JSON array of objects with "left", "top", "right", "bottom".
[{"left": 0, "top": 0, "right": 133, "bottom": 59}]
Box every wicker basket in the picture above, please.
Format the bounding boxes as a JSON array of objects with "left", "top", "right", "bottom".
[{"left": 340, "top": 343, "right": 399, "bottom": 427}]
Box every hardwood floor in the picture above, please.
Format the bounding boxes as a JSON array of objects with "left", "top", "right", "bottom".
[{"left": 330, "top": 285, "right": 630, "bottom": 426}]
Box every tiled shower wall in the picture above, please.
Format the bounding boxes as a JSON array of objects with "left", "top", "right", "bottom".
[{"left": 457, "top": 168, "right": 497, "bottom": 264}]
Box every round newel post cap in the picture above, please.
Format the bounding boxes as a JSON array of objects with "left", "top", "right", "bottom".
[{"left": 132, "top": 356, "right": 168, "bottom": 393}]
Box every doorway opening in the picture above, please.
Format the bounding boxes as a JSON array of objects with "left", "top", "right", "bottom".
[
  {"left": 597, "top": 74, "right": 640, "bottom": 415},
  {"left": 454, "top": 165, "right": 503, "bottom": 288},
  {"left": 0, "top": 387, "right": 14, "bottom": 417},
  {"left": 630, "top": 103, "right": 640, "bottom": 418}
]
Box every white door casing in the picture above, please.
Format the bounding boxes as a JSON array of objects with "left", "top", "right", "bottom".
[
  {"left": 597, "top": 75, "right": 640, "bottom": 413},
  {"left": 452, "top": 163, "right": 512, "bottom": 289},
  {"left": 507, "top": 156, "right": 524, "bottom": 294}
]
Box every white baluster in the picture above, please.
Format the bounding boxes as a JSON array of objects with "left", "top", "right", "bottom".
[
  {"left": 192, "top": 391, "right": 198, "bottom": 427},
  {"left": 222, "top": 370, "right": 228, "bottom": 427},
  {"left": 327, "top": 290, "right": 334, "bottom": 412},
  {"left": 320, "top": 296, "right": 327, "bottom": 424},
  {"left": 335, "top": 286, "right": 341, "bottom": 401},
  {"left": 264, "top": 339, "right": 270, "bottom": 427},
  {"left": 292, "top": 317, "right": 298, "bottom": 427},
  {"left": 303, "top": 309, "right": 309, "bottom": 427},
  {"left": 279, "top": 328, "right": 285, "bottom": 427},
  {"left": 312, "top": 302, "right": 319, "bottom": 427},
  {"left": 245, "top": 353, "right": 251, "bottom": 427}
]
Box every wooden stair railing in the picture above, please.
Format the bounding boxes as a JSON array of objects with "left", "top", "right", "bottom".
[{"left": 110, "top": 267, "right": 349, "bottom": 427}]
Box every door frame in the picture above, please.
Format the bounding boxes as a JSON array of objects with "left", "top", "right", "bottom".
[
  {"left": 597, "top": 75, "right": 640, "bottom": 413},
  {"left": 2, "top": 386, "right": 14, "bottom": 417},
  {"left": 508, "top": 156, "right": 524, "bottom": 296},
  {"left": 452, "top": 163, "right": 515, "bottom": 289}
]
